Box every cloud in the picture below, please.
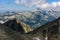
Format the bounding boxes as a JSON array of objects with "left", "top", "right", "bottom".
[
  {"left": 57, "top": 1, "right": 60, "bottom": 6},
  {"left": 15, "top": 0, "right": 60, "bottom": 9},
  {"left": 15, "top": 0, "right": 20, "bottom": 4},
  {"left": 38, "top": 1, "right": 60, "bottom": 9},
  {"left": 15, "top": 0, "right": 46, "bottom": 7}
]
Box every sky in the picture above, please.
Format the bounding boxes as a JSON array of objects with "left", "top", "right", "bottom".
[{"left": 0, "top": 0, "right": 60, "bottom": 12}]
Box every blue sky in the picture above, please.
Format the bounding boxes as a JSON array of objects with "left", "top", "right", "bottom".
[
  {"left": 0, "top": 0, "right": 36, "bottom": 12},
  {"left": 47, "top": 0, "right": 60, "bottom": 3},
  {"left": 0, "top": 0, "right": 60, "bottom": 12}
]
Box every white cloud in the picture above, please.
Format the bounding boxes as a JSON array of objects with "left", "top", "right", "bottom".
[
  {"left": 15, "top": 0, "right": 20, "bottom": 4},
  {"left": 15, "top": 0, "right": 60, "bottom": 10},
  {"left": 39, "top": 1, "right": 60, "bottom": 9},
  {"left": 57, "top": 1, "right": 60, "bottom": 6},
  {"left": 40, "top": 3, "right": 49, "bottom": 8},
  {"left": 15, "top": 0, "right": 46, "bottom": 7}
]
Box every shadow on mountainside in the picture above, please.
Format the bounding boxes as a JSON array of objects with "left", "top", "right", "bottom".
[{"left": 0, "top": 23, "right": 45, "bottom": 40}]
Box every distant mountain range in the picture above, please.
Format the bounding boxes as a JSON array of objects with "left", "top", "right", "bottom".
[{"left": 0, "top": 9, "right": 60, "bottom": 29}]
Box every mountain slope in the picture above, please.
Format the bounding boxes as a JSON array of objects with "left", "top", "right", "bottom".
[
  {"left": 0, "top": 23, "right": 45, "bottom": 40},
  {"left": 15, "top": 10, "right": 56, "bottom": 29},
  {"left": 0, "top": 9, "right": 57, "bottom": 29}
]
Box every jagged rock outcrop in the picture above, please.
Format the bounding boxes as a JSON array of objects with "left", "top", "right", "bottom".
[{"left": 3, "top": 19, "right": 33, "bottom": 33}]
